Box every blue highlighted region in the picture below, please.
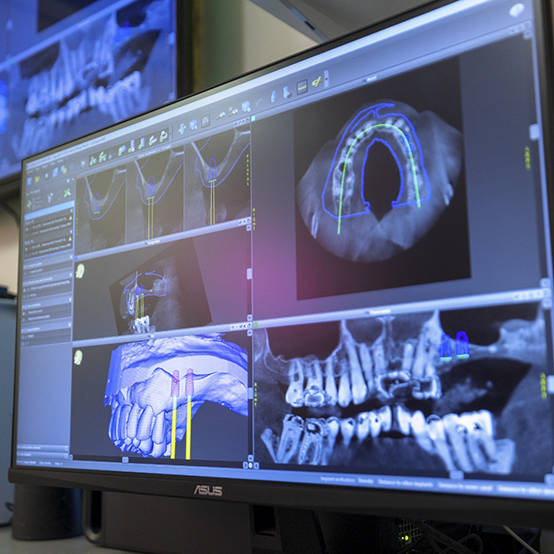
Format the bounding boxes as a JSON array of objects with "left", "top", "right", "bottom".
[{"left": 321, "top": 103, "right": 432, "bottom": 233}]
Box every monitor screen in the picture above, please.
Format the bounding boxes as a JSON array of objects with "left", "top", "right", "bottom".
[
  {"left": 0, "top": 0, "right": 182, "bottom": 184},
  {"left": 11, "top": 0, "right": 554, "bottom": 527}
]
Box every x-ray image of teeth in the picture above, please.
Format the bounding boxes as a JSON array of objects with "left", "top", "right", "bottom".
[
  {"left": 296, "top": 100, "right": 463, "bottom": 263},
  {"left": 0, "top": 0, "right": 176, "bottom": 180},
  {"left": 104, "top": 335, "right": 249, "bottom": 459},
  {"left": 184, "top": 126, "right": 251, "bottom": 230},
  {"left": 108, "top": 240, "right": 212, "bottom": 337},
  {"left": 126, "top": 147, "right": 185, "bottom": 242},
  {"left": 76, "top": 165, "right": 127, "bottom": 254},
  {"left": 254, "top": 303, "right": 550, "bottom": 477}
]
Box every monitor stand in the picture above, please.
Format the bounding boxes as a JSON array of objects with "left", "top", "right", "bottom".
[{"left": 83, "top": 490, "right": 326, "bottom": 553}]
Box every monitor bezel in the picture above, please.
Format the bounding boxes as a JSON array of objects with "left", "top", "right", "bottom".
[{"left": 10, "top": 0, "right": 554, "bottom": 528}]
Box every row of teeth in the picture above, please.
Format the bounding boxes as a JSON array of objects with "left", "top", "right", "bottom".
[
  {"left": 285, "top": 317, "right": 443, "bottom": 409},
  {"left": 262, "top": 407, "right": 496, "bottom": 472},
  {"left": 26, "top": 21, "right": 116, "bottom": 117},
  {"left": 108, "top": 394, "right": 174, "bottom": 458},
  {"left": 14, "top": 72, "right": 149, "bottom": 160}
]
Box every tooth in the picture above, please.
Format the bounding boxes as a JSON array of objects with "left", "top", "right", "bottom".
[
  {"left": 412, "top": 311, "right": 442, "bottom": 379},
  {"left": 372, "top": 342, "right": 386, "bottom": 375},
  {"left": 324, "top": 357, "right": 338, "bottom": 406},
  {"left": 119, "top": 404, "right": 131, "bottom": 440},
  {"left": 108, "top": 410, "right": 116, "bottom": 441},
  {"left": 358, "top": 343, "right": 375, "bottom": 395},
  {"left": 396, "top": 405, "right": 411, "bottom": 436},
  {"left": 117, "top": 390, "right": 126, "bottom": 405},
  {"left": 443, "top": 414, "right": 473, "bottom": 473},
  {"left": 340, "top": 417, "right": 356, "bottom": 446},
  {"left": 460, "top": 411, "right": 496, "bottom": 470},
  {"left": 402, "top": 341, "right": 415, "bottom": 373},
  {"left": 276, "top": 414, "right": 304, "bottom": 463},
  {"left": 151, "top": 441, "right": 167, "bottom": 458},
  {"left": 325, "top": 417, "right": 340, "bottom": 451},
  {"left": 427, "top": 417, "right": 455, "bottom": 471},
  {"left": 127, "top": 403, "right": 141, "bottom": 439},
  {"left": 377, "top": 406, "right": 392, "bottom": 433},
  {"left": 132, "top": 437, "right": 140, "bottom": 448},
  {"left": 338, "top": 369, "right": 352, "bottom": 408},
  {"left": 366, "top": 411, "right": 381, "bottom": 438},
  {"left": 304, "top": 361, "right": 326, "bottom": 407},
  {"left": 139, "top": 437, "right": 153, "bottom": 456},
  {"left": 261, "top": 429, "right": 279, "bottom": 463},
  {"left": 285, "top": 360, "right": 304, "bottom": 407},
  {"left": 342, "top": 324, "right": 367, "bottom": 405},
  {"left": 356, "top": 413, "right": 371, "bottom": 441},
  {"left": 298, "top": 419, "right": 324, "bottom": 465},
  {"left": 152, "top": 413, "right": 166, "bottom": 444},
  {"left": 112, "top": 404, "right": 122, "bottom": 441},
  {"left": 410, "top": 411, "right": 434, "bottom": 453},
  {"left": 137, "top": 405, "right": 154, "bottom": 441}
]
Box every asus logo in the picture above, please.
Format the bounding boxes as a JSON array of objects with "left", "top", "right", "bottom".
[{"left": 194, "top": 485, "right": 223, "bottom": 497}]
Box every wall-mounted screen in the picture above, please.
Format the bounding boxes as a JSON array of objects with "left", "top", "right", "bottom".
[
  {"left": 0, "top": 0, "right": 183, "bottom": 184},
  {"left": 11, "top": 0, "right": 554, "bottom": 528}
]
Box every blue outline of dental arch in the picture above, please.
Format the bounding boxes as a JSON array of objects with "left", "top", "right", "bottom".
[
  {"left": 321, "top": 103, "right": 432, "bottom": 234},
  {"left": 194, "top": 136, "right": 251, "bottom": 189},
  {"left": 134, "top": 155, "right": 185, "bottom": 206},
  {"left": 83, "top": 172, "right": 127, "bottom": 221}
]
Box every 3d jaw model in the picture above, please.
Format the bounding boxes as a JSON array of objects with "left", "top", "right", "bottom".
[
  {"left": 120, "top": 271, "right": 167, "bottom": 334},
  {"left": 82, "top": 168, "right": 127, "bottom": 220},
  {"left": 193, "top": 128, "right": 251, "bottom": 225},
  {"left": 105, "top": 335, "right": 248, "bottom": 458},
  {"left": 256, "top": 311, "right": 543, "bottom": 473},
  {"left": 296, "top": 101, "right": 463, "bottom": 262}
]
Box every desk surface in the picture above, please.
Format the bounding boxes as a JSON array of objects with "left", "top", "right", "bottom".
[{"left": 0, "top": 527, "right": 136, "bottom": 553}]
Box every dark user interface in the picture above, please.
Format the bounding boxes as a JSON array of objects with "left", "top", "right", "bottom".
[{"left": 15, "top": 0, "right": 554, "bottom": 503}]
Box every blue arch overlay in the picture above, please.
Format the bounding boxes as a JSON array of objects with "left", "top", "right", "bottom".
[
  {"left": 320, "top": 103, "right": 431, "bottom": 221},
  {"left": 194, "top": 136, "right": 251, "bottom": 188},
  {"left": 123, "top": 271, "right": 167, "bottom": 303},
  {"left": 360, "top": 137, "right": 405, "bottom": 214},
  {"left": 134, "top": 155, "right": 185, "bottom": 206},
  {"left": 83, "top": 171, "right": 127, "bottom": 221}
]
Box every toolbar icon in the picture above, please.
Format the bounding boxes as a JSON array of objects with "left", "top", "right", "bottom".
[
  {"left": 241, "top": 101, "right": 251, "bottom": 113},
  {"left": 283, "top": 86, "right": 292, "bottom": 99},
  {"left": 179, "top": 123, "right": 186, "bottom": 134},
  {"left": 139, "top": 137, "right": 145, "bottom": 149},
  {"left": 297, "top": 80, "right": 308, "bottom": 94},
  {"left": 201, "top": 115, "right": 210, "bottom": 128},
  {"left": 312, "top": 76, "right": 322, "bottom": 88},
  {"left": 160, "top": 130, "right": 168, "bottom": 142},
  {"left": 53, "top": 167, "right": 59, "bottom": 178},
  {"left": 190, "top": 119, "right": 198, "bottom": 131},
  {"left": 129, "top": 140, "right": 135, "bottom": 153},
  {"left": 271, "top": 91, "right": 276, "bottom": 103}
]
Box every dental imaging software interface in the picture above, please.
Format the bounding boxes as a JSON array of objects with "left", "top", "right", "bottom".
[
  {"left": 0, "top": 0, "right": 178, "bottom": 183},
  {"left": 14, "top": 0, "right": 554, "bottom": 503}
]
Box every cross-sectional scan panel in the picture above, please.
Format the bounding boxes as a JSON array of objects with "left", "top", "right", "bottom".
[
  {"left": 70, "top": 332, "right": 250, "bottom": 462},
  {"left": 73, "top": 239, "right": 211, "bottom": 340},
  {"left": 76, "top": 164, "right": 127, "bottom": 255},
  {"left": 253, "top": 302, "right": 549, "bottom": 477},
  {"left": 184, "top": 125, "right": 251, "bottom": 231},
  {"left": 295, "top": 58, "right": 470, "bottom": 300},
  {"left": 126, "top": 146, "right": 185, "bottom": 242}
]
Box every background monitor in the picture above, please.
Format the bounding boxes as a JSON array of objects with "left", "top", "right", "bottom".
[
  {"left": 10, "top": 0, "right": 554, "bottom": 530},
  {"left": 0, "top": 0, "right": 189, "bottom": 186}
]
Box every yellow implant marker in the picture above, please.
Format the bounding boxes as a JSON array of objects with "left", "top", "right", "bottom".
[
  {"left": 185, "top": 368, "right": 194, "bottom": 460},
  {"left": 170, "top": 370, "right": 180, "bottom": 459}
]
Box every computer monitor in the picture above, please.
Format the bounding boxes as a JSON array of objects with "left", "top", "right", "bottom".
[
  {"left": 0, "top": 0, "right": 189, "bottom": 185},
  {"left": 10, "top": 0, "right": 554, "bottom": 529}
]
